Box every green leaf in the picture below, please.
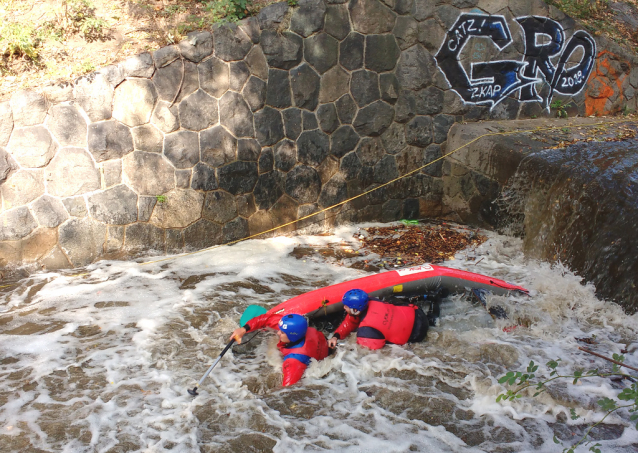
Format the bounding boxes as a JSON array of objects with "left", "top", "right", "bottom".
[
  {"left": 612, "top": 353, "right": 625, "bottom": 363},
  {"left": 630, "top": 413, "right": 638, "bottom": 421},
  {"left": 570, "top": 408, "right": 580, "bottom": 420},
  {"left": 527, "top": 360, "right": 535, "bottom": 373},
  {"left": 496, "top": 394, "right": 503, "bottom": 402},
  {"left": 533, "top": 392, "right": 540, "bottom": 397},
  {"left": 547, "top": 359, "right": 560, "bottom": 369},
  {"left": 553, "top": 435, "right": 561, "bottom": 444},
  {"left": 499, "top": 372, "right": 514, "bottom": 384},
  {"left": 598, "top": 397, "right": 617, "bottom": 411}
]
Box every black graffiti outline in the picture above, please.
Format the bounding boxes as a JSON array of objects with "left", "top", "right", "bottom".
[
  {"left": 516, "top": 15, "right": 596, "bottom": 110},
  {"left": 435, "top": 14, "right": 540, "bottom": 110},
  {"left": 435, "top": 13, "right": 596, "bottom": 111}
]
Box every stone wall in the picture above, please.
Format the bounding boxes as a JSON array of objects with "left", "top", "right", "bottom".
[{"left": 1, "top": 0, "right": 637, "bottom": 270}]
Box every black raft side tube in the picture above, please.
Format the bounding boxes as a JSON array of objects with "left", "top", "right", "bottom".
[{"left": 307, "top": 275, "right": 525, "bottom": 319}]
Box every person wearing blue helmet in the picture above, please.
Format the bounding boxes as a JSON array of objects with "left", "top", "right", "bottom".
[
  {"left": 230, "top": 312, "right": 331, "bottom": 386},
  {"left": 327, "top": 288, "right": 428, "bottom": 350}
]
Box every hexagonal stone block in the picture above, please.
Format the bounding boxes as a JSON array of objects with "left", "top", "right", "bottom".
[
  {"left": 261, "top": 30, "right": 303, "bottom": 70},
  {"left": 365, "top": 34, "right": 400, "bottom": 72},
  {"left": 219, "top": 91, "right": 254, "bottom": 138},
  {"left": 178, "top": 31, "right": 213, "bottom": 63},
  {"left": 218, "top": 161, "right": 259, "bottom": 194},
  {"left": 255, "top": 107, "right": 284, "bottom": 146},
  {"left": 380, "top": 73, "right": 400, "bottom": 104},
  {"left": 304, "top": 33, "right": 338, "bottom": 75},
  {"left": 274, "top": 139, "right": 297, "bottom": 172},
  {"left": 87, "top": 184, "right": 138, "bottom": 225},
  {"left": 150, "top": 188, "right": 204, "bottom": 228},
  {"left": 374, "top": 154, "right": 399, "bottom": 183},
  {"left": 153, "top": 60, "right": 199, "bottom": 103},
  {"left": 285, "top": 165, "right": 321, "bottom": 204},
  {"left": 349, "top": 0, "right": 397, "bottom": 34},
  {"left": 0, "top": 206, "right": 38, "bottom": 241},
  {"left": 132, "top": 124, "right": 164, "bottom": 153},
  {"left": 46, "top": 148, "right": 100, "bottom": 197},
  {"left": 298, "top": 129, "right": 330, "bottom": 166},
  {"left": 59, "top": 217, "right": 107, "bottom": 266},
  {"left": 125, "top": 222, "right": 165, "bottom": 253},
  {"left": 412, "top": 0, "right": 435, "bottom": 20},
  {"left": 0, "top": 101, "right": 12, "bottom": 147},
  {"left": 340, "top": 151, "right": 362, "bottom": 180},
  {"left": 198, "top": 58, "right": 230, "bottom": 98},
  {"left": 1, "top": 169, "right": 44, "bottom": 209},
  {"left": 243, "top": 76, "right": 267, "bottom": 112},
  {"left": 254, "top": 171, "right": 284, "bottom": 210},
  {"left": 433, "top": 114, "right": 456, "bottom": 143},
  {"left": 0, "top": 146, "right": 17, "bottom": 183},
  {"left": 356, "top": 137, "right": 385, "bottom": 166},
  {"left": 340, "top": 33, "right": 364, "bottom": 71},
  {"left": 318, "top": 173, "right": 347, "bottom": 208},
  {"left": 394, "top": 16, "right": 418, "bottom": 50},
  {"left": 164, "top": 130, "right": 200, "bottom": 169},
  {"left": 223, "top": 216, "right": 249, "bottom": 243},
  {"left": 46, "top": 104, "right": 87, "bottom": 147},
  {"left": 31, "top": 195, "right": 69, "bottom": 228},
  {"left": 200, "top": 125, "right": 237, "bottom": 167},
  {"left": 245, "top": 46, "right": 269, "bottom": 80},
  {"left": 266, "top": 68, "right": 292, "bottom": 109},
  {"left": 258, "top": 1, "right": 290, "bottom": 29},
  {"left": 8, "top": 125, "right": 57, "bottom": 168},
  {"left": 112, "top": 79, "right": 158, "bottom": 127},
  {"left": 291, "top": 63, "right": 320, "bottom": 111},
  {"left": 122, "top": 151, "right": 175, "bottom": 195},
  {"left": 351, "top": 70, "right": 380, "bottom": 107},
  {"left": 230, "top": 61, "right": 251, "bottom": 91},
  {"left": 353, "top": 100, "right": 395, "bottom": 136},
  {"left": 291, "top": 0, "right": 327, "bottom": 37},
  {"left": 103, "top": 159, "right": 122, "bottom": 187},
  {"left": 138, "top": 196, "right": 157, "bottom": 221},
  {"left": 317, "top": 103, "right": 339, "bottom": 133},
  {"left": 74, "top": 73, "right": 113, "bottom": 122},
  {"left": 152, "top": 100, "right": 180, "bottom": 133},
  {"left": 325, "top": 4, "right": 350, "bottom": 40},
  {"left": 396, "top": 44, "right": 435, "bottom": 90},
  {"left": 331, "top": 125, "right": 360, "bottom": 158},
  {"left": 176, "top": 169, "right": 192, "bottom": 189},
  {"left": 62, "top": 196, "right": 87, "bottom": 217},
  {"left": 191, "top": 162, "right": 218, "bottom": 191},
  {"left": 183, "top": 219, "right": 222, "bottom": 250},
  {"left": 10, "top": 90, "right": 47, "bottom": 127},
  {"left": 381, "top": 121, "right": 406, "bottom": 154},
  {"left": 336, "top": 94, "right": 357, "bottom": 124},
  {"left": 152, "top": 45, "right": 180, "bottom": 68},
  {"left": 283, "top": 108, "right": 302, "bottom": 140},
  {"left": 239, "top": 16, "right": 260, "bottom": 44},
  {"left": 406, "top": 115, "right": 433, "bottom": 147},
  {"left": 238, "top": 139, "right": 260, "bottom": 161},
  {"left": 179, "top": 89, "right": 219, "bottom": 131},
  {"left": 303, "top": 111, "right": 318, "bottom": 130},
  {"left": 395, "top": 89, "right": 417, "bottom": 123},
  {"left": 202, "top": 190, "right": 237, "bottom": 224},
  {"left": 319, "top": 66, "right": 350, "bottom": 104},
  {"left": 213, "top": 23, "right": 253, "bottom": 61},
  {"left": 88, "top": 120, "right": 134, "bottom": 162},
  {"left": 120, "top": 52, "right": 155, "bottom": 78},
  {"left": 259, "top": 148, "right": 274, "bottom": 174}
]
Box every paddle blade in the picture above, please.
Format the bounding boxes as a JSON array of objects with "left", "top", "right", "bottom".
[{"left": 240, "top": 305, "right": 268, "bottom": 327}]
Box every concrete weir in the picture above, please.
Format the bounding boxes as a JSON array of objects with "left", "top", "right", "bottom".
[{"left": 0, "top": 0, "right": 637, "bottom": 272}]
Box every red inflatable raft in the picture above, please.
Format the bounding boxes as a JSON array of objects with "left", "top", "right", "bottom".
[{"left": 267, "top": 264, "right": 528, "bottom": 319}]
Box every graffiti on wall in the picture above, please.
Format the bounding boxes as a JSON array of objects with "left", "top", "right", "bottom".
[{"left": 435, "top": 14, "right": 596, "bottom": 111}]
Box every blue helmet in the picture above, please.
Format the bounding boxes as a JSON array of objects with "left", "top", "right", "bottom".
[
  {"left": 278, "top": 314, "right": 308, "bottom": 342},
  {"left": 342, "top": 289, "right": 369, "bottom": 311}
]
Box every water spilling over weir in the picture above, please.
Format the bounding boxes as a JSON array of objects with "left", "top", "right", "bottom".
[
  {"left": 500, "top": 138, "right": 638, "bottom": 313},
  {"left": 1, "top": 226, "right": 638, "bottom": 452}
]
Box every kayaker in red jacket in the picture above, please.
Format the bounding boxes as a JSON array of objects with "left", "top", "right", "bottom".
[
  {"left": 327, "top": 289, "right": 429, "bottom": 350},
  {"left": 230, "top": 313, "right": 331, "bottom": 386}
]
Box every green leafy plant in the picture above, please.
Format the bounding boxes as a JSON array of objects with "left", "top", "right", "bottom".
[
  {"left": 202, "top": 0, "right": 251, "bottom": 23},
  {"left": 156, "top": 195, "right": 167, "bottom": 203},
  {"left": 63, "top": 0, "right": 107, "bottom": 40},
  {"left": 0, "top": 22, "right": 39, "bottom": 60},
  {"left": 497, "top": 357, "right": 638, "bottom": 452},
  {"left": 551, "top": 99, "right": 569, "bottom": 118}
]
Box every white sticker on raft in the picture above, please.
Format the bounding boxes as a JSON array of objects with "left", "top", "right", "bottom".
[{"left": 396, "top": 264, "right": 434, "bottom": 276}]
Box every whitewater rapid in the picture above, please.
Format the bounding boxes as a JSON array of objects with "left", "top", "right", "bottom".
[{"left": 1, "top": 224, "right": 637, "bottom": 452}]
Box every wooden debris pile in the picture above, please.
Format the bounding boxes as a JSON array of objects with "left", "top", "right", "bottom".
[{"left": 357, "top": 224, "right": 487, "bottom": 268}]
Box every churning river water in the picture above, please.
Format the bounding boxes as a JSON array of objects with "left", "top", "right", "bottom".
[{"left": 1, "top": 224, "right": 638, "bottom": 452}]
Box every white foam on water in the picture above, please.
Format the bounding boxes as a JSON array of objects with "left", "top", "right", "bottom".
[{"left": 1, "top": 225, "right": 638, "bottom": 452}]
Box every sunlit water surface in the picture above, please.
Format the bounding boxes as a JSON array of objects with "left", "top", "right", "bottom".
[{"left": 1, "top": 224, "right": 638, "bottom": 452}]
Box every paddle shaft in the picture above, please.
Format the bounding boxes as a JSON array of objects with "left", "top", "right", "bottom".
[{"left": 196, "top": 339, "right": 235, "bottom": 387}]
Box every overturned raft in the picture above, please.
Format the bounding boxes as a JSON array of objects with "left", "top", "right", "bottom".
[{"left": 268, "top": 264, "right": 528, "bottom": 319}]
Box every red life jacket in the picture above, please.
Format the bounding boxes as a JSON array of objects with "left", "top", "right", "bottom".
[
  {"left": 357, "top": 300, "right": 416, "bottom": 346},
  {"left": 280, "top": 327, "right": 329, "bottom": 361}
]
